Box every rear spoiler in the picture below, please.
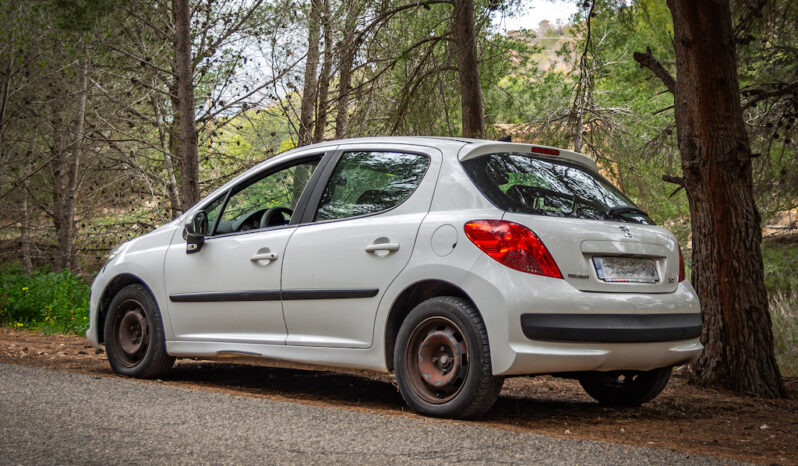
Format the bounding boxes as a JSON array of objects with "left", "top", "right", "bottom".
[{"left": 457, "top": 142, "right": 599, "bottom": 172}]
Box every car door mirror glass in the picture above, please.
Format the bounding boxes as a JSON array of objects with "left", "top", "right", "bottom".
[{"left": 185, "top": 211, "right": 208, "bottom": 254}]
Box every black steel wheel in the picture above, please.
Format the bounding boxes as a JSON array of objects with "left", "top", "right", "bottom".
[
  {"left": 394, "top": 296, "right": 503, "bottom": 418},
  {"left": 578, "top": 367, "right": 672, "bottom": 407},
  {"left": 104, "top": 284, "right": 174, "bottom": 378}
]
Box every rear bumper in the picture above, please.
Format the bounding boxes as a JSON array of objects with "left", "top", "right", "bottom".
[
  {"left": 461, "top": 254, "right": 703, "bottom": 376},
  {"left": 520, "top": 313, "right": 702, "bottom": 343},
  {"left": 502, "top": 339, "right": 703, "bottom": 375}
]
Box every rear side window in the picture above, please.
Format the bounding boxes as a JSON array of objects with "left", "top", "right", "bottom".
[
  {"left": 462, "top": 153, "right": 652, "bottom": 224},
  {"left": 315, "top": 151, "right": 430, "bottom": 221}
]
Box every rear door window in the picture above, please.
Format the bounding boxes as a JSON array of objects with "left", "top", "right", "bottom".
[
  {"left": 462, "top": 153, "right": 652, "bottom": 224},
  {"left": 315, "top": 151, "right": 430, "bottom": 221}
]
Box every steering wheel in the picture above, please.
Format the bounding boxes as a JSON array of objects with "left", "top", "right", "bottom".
[{"left": 259, "top": 207, "right": 294, "bottom": 228}]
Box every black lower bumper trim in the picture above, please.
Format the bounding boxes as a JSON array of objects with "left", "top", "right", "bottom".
[{"left": 521, "top": 313, "right": 702, "bottom": 343}]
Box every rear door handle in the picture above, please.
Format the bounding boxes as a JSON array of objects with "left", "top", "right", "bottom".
[{"left": 365, "top": 242, "right": 400, "bottom": 253}]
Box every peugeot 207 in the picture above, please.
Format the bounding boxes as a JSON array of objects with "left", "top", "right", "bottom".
[{"left": 87, "top": 137, "right": 702, "bottom": 418}]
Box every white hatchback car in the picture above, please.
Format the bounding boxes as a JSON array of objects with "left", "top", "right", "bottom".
[{"left": 88, "top": 137, "right": 702, "bottom": 418}]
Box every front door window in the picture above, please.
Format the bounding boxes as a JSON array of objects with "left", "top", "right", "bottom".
[{"left": 210, "top": 160, "right": 319, "bottom": 235}]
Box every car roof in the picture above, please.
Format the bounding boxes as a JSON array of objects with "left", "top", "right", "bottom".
[{"left": 278, "top": 136, "right": 598, "bottom": 172}]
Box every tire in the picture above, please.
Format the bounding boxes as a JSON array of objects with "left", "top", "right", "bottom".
[
  {"left": 104, "top": 284, "right": 174, "bottom": 378},
  {"left": 394, "top": 296, "right": 504, "bottom": 418},
  {"left": 578, "top": 367, "right": 672, "bottom": 407}
]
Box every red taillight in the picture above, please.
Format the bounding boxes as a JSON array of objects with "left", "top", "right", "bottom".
[
  {"left": 531, "top": 146, "right": 559, "bottom": 156},
  {"left": 678, "top": 244, "right": 686, "bottom": 282},
  {"left": 464, "top": 220, "right": 562, "bottom": 278}
]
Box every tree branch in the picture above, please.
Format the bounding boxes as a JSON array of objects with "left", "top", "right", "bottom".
[
  {"left": 633, "top": 47, "right": 675, "bottom": 94},
  {"left": 742, "top": 79, "right": 798, "bottom": 109},
  {"left": 662, "top": 174, "right": 685, "bottom": 186}
]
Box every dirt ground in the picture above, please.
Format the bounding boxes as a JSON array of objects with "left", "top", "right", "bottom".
[{"left": 1, "top": 328, "right": 795, "bottom": 465}]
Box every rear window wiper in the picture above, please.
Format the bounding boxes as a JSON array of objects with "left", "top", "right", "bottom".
[{"left": 606, "top": 206, "right": 649, "bottom": 218}]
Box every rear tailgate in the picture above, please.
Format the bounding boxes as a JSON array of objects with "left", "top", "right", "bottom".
[{"left": 503, "top": 213, "right": 681, "bottom": 293}]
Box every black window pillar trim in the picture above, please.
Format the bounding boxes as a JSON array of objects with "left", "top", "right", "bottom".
[
  {"left": 298, "top": 148, "right": 344, "bottom": 225},
  {"left": 287, "top": 149, "right": 339, "bottom": 226}
]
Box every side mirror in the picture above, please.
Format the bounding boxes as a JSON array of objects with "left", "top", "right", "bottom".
[{"left": 184, "top": 211, "right": 208, "bottom": 254}]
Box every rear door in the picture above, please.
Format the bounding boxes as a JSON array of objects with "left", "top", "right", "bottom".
[{"left": 280, "top": 145, "right": 440, "bottom": 348}]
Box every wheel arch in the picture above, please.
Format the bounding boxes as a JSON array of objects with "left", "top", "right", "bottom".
[
  {"left": 383, "top": 279, "right": 480, "bottom": 371},
  {"left": 97, "top": 273, "right": 154, "bottom": 344}
]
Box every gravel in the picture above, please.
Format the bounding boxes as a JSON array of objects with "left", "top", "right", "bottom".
[{"left": 0, "top": 363, "right": 739, "bottom": 465}]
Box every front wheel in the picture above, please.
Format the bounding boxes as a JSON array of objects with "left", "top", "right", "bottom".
[
  {"left": 578, "top": 367, "right": 672, "bottom": 407},
  {"left": 394, "top": 296, "right": 503, "bottom": 418},
  {"left": 104, "top": 284, "right": 174, "bottom": 378}
]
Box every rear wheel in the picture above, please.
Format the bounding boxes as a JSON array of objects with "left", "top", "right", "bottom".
[
  {"left": 578, "top": 367, "right": 672, "bottom": 407},
  {"left": 394, "top": 296, "right": 503, "bottom": 418},
  {"left": 104, "top": 284, "right": 174, "bottom": 378}
]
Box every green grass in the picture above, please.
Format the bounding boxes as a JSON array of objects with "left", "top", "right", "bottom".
[{"left": 0, "top": 264, "right": 89, "bottom": 335}]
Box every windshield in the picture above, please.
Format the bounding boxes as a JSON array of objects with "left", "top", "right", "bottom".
[{"left": 462, "top": 153, "right": 653, "bottom": 224}]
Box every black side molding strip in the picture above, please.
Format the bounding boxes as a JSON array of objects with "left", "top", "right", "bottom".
[
  {"left": 521, "top": 313, "right": 702, "bottom": 343},
  {"left": 170, "top": 291, "right": 281, "bottom": 302},
  {"left": 169, "top": 288, "right": 379, "bottom": 303},
  {"left": 281, "top": 289, "right": 379, "bottom": 300}
]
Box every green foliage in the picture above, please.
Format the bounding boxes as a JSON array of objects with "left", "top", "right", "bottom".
[
  {"left": 0, "top": 265, "right": 90, "bottom": 335},
  {"left": 49, "top": 0, "right": 126, "bottom": 32},
  {"left": 762, "top": 241, "right": 798, "bottom": 375},
  {"left": 763, "top": 242, "right": 798, "bottom": 296},
  {"left": 769, "top": 290, "right": 797, "bottom": 376}
]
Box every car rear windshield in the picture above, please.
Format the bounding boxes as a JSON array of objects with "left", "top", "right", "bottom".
[{"left": 462, "top": 153, "right": 653, "bottom": 224}]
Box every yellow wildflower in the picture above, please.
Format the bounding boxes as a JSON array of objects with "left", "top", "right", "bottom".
[{"left": 21, "top": 287, "right": 28, "bottom": 292}]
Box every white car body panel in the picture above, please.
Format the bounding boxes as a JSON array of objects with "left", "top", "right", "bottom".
[
  {"left": 88, "top": 136, "right": 702, "bottom": 378},
  {"left": 280, "top": 143, "right": 442, "bottom": 348},
  {"left": 163, "top": 226, "right": 292, "bottom": 344}
]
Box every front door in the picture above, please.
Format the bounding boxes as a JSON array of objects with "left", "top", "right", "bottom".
[
  {"left": 163, "top": 157, "right": 321, "bottom": 344},
  {"left": 281, "top": 148, "right": 438, "bottom": 348}
]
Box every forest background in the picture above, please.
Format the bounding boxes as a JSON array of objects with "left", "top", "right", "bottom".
[{"left": 0, "top": 0, "right": 795, "bottom": 379}]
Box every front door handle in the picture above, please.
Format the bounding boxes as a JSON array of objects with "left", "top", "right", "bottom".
[
  {"left": 250, "top": 248, "right": 278, "bottom": 262},
  {"left": 365, "top": 242, "right": 400, "bottom": 253}
]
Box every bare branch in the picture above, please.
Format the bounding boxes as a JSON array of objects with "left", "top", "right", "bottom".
[
  {"left": 633, "top": 47, "right": 676, "bottom": 94},
  {"left": 662, "top": 174, "right": 685, "bottom": 186}
]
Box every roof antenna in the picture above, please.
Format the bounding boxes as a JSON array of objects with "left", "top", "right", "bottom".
[{"left": 497, "top": 135, "right": 511, "bottom": 142}]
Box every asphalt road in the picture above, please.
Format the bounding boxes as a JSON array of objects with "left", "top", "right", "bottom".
[{"left": 0, "top": 363, "right": 734, "bottom": 465}]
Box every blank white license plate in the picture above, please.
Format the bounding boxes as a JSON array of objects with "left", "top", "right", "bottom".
[{"left": 593, "top": 257, "right": 659, "bottom": 283}]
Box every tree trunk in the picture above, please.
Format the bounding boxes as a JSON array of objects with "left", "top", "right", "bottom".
[
  {"left": 298, "top": 0, "right": 322, "bottom": 147},
  {"left": 313, "top": 0, "right": 333, "bottom": 144},
  {"left": 0, "top": 36, "right": 13, "bottom": 138},
  {"left": 173, "top": 0, "right": 200, "bottom": 210},
  {"left": 334, "top": 1, "right": 358, "bottom": 140},
  {"left": 20, "top": 141, "right": 33, "bottom": 273},
  {"left": 572, "top": 73, "right": 589, "bottom": 153},
  {"left": 452, "top": 0, "right": 484, "bottom": 138},
  {"left": 53, "top": 51, "right": 88, "bottom": 272},
  {"left": 151, "top": 93, "right": 181, "bottom": 218},
  {"left": 667, "top": 0, "right": 784, "bottom": 397}
]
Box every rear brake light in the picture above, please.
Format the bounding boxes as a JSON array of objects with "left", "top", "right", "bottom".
[
  {"left": 531, "top": 146, "right": 559, "bottom": 156},
  {"left": 464, "top": 220, "right": 562, "bottom": 278},
  {"left": 678, "top": 244, "right": 686, "bottom": 282}
]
